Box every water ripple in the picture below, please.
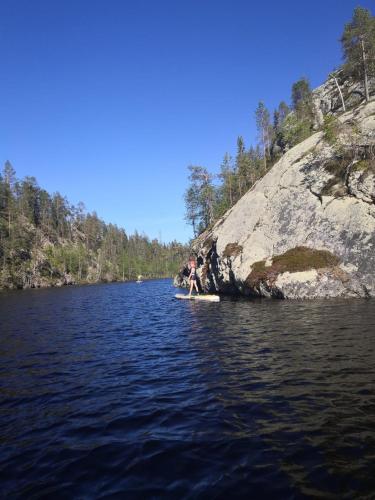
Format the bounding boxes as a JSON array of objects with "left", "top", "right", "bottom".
[{"left": 0, "top": 280, "right": 375, "bottom": 498}]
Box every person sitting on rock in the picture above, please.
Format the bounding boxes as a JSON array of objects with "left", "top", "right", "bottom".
[{"left": 188, "top": 257, "right": 199, "bottom": 297}]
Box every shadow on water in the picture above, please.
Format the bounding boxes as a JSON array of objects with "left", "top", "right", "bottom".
[{"left": 0, "top": 280, "right": 375, "bottom": 498}]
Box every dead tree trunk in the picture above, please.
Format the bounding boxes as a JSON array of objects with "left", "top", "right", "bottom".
[{"left": 332, "top": 75, "right": 346, "bottom": 112}]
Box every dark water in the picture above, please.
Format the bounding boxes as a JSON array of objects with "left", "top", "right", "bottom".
[{"left": 0, "top": 280, "right": 375, "bottom": 499}]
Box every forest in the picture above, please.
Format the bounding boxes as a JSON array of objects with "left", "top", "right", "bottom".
[
  {"left": 0, "top": 164, "right": 188, "bottom": 289},
  {"left": 185, "top": 7, "right": 375, "bottom": 236}
]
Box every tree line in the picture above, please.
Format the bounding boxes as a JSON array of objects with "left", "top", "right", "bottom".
[
  {"left": 185, "top": 6, "right": 375, "bottom": 236},
  {"left": 0, "top": 162, "right": 188, "bottom": 289}
]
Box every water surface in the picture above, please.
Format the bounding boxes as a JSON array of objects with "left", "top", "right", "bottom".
[{"left": 0, "top": 280, "right": 374, "bottom": 498}]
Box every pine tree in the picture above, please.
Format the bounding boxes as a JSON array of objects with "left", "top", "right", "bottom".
[
  {"left": 184, "top": 166, "right": 215, "bottom": 234},
  {"left": 184, "top": 186, "right": 200, "bottom": 237},
  {"left": 341, "top": 7, "right": 375, "bottom": 102}
]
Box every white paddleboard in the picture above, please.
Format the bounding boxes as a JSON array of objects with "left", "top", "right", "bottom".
[{"left": 175, "top": 293, "right": 220, "bottom": 302}]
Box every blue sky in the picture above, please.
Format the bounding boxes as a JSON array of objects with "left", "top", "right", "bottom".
[{"left": 0, "top": 0, "right": 373, "bottom": 243}]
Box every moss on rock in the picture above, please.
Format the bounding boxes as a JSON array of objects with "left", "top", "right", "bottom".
[
  {"left": 223, "top": 243, "right": 243, "bottom": 258},
  {"left": 352, "top": 158, "right": 375, "bottom": 173},
  {"left": 246, "top": 246, "right": 340, "bottom": 289}
]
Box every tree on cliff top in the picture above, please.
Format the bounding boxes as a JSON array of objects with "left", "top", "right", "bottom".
[
  {"left": 276, "top": 78, "right": 315, "bottom": 148},
  {"left": 272, "top": 101, "right": 291, "bottom": 156},
  {"left": 255, "top": 101, "right": 271, "bottom": 172},
  {"left": 341, "top": 6, "right": 375, "bottom": 102},
  {"left": 218, "top": 153, "right": 234, "bottom": 213},
  {"left": 291, "top": 78, "right": 314, "bottom": 122},
  {"left": 184, "top": 165, "right": 215, "bottom": 236}
]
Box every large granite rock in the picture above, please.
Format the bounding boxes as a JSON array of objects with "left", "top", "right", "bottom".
[
  {"left": 176, "top": 100, "right": 375, "bottom": 299},
  {"left": 312, "top": 73, "right": 375, "bottom": 126}
]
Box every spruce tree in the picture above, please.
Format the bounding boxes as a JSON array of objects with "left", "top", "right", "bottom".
[
  {"left": 291, "top": 78, "right": 313, "bottom": 121},
  {"left": 235, "top": 136, "right": 247, "bottom": 197},
  {"left": 272, "top": 101, "right": 291, "bottom": 156},
  {"left": 218, "top": 153, "right": 234, "bottom": 209},
  {"left": 255, "top": 101, "right": 271, "bottom": 172}
]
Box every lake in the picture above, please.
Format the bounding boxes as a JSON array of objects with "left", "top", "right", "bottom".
[{"left": 0, "top": 279, "right": 374, "bottom": 498}]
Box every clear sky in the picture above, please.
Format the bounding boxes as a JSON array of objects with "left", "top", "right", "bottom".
[{"left": 0, "top": 0, "right": 373, "bottom": 243}]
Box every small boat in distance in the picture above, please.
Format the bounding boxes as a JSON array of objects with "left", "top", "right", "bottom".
[{"left": 136, "top": 275, "right": 143, "bottom": 283}]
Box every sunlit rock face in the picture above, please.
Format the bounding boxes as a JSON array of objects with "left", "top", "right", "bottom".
[{"left": 180, "top": 99, "right": 375, "bottom": 299}]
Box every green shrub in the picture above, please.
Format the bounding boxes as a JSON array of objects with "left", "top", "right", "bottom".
[
  {"left": 281, "top": 114, "right": 313, "bottom": 148},
  {"left": 352, "top": 158, "right": 375, "bottom": 173},
  {"left": 322, "top": 115, "right": 341, "bottom": 145}
]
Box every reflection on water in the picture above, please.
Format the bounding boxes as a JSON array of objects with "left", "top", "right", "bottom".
[{"left": 0, "top": 281, "right": 375, "bottom": 498}]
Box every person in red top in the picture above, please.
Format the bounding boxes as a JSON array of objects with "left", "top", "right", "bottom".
[{"left": 188, "top": 257, "right": 199, "bottom": 297}]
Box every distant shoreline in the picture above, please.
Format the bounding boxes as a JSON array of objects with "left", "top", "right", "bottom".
[{"left": 0, "top": 276, "right": 173, "bottom": 293}]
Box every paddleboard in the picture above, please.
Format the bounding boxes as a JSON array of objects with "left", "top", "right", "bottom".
[{"left": 175, "top": 293, "right": 220, "bottom": 302}]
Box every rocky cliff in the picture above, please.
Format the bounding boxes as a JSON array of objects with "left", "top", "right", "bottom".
[{"left": 176, "top": 97, "right": 375, "bottom": 299}]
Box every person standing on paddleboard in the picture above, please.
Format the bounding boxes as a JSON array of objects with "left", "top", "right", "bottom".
[{"left": 188, "top": 257, "right": 199, "bottom": 297}]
